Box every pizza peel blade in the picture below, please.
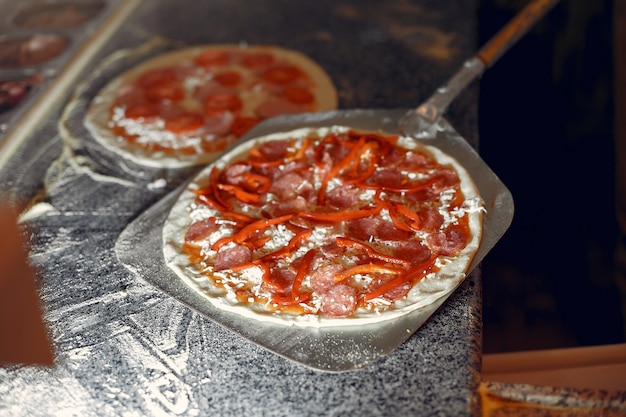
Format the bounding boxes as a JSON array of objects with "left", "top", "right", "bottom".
[
  {"left": 116, "top": 0, "right": 556, "bottom": 372},
  {"left": 116, "top": 109, "right": 510, "bottom": 373}
]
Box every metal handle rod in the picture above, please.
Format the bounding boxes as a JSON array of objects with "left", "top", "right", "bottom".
[
  {"left": 399, "top": 0, "right": 560, "bottom": 138},
  {"left": 434, "top": 0, "right": 561, "bottom": 114},
  {"left": 477, "top": 0, "right": 561, "bottom": 68}
]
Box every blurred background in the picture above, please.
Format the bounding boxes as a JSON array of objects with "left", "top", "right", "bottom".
[{"left": 477, "top": 0, "right": 625, "bottom": 353}]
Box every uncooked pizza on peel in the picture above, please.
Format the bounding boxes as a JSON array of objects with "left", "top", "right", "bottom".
[
  {"left": 85, "top": 44, "right": 338, "bottom": 168},
  {"left": 163, "top": 126, "right": 485, "bottom": 327}
]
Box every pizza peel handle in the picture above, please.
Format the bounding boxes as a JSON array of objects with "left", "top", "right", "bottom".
[{"left": 398, "top": 0, "right": 560, "bottom": 139}]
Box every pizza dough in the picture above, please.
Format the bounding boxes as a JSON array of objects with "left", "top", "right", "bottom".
[
  {"left": 163, "top": 126, "right": 484, "bottom": 327},
  {"left": 85, "top": 44, "right": 338, "bottom": 169}
]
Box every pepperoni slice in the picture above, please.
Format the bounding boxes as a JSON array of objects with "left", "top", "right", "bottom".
[
  {"left": 393, "top": 240, "right": 431, "bottom": 264},
  {"left": 326, "top": 186, "right": 359, "bottom": 209},
  {"left": 255, "top": 98, "right": 303, "bottom": 118},
  {"left": 258, "top": 139, "right": 290, "bottom": 160},
  {"left": 419, "top": 207, "right": 444, "bottom": 232},
  {"left": 283, "top": 86, "right": 314, "bottom": 104},
  {"left": 230, "top": 116, "right": 260, "bottom": 137},
  {"left": 426, "top": 224, "right": 468, "bottom": 256},
  {"left": 124, "top": 103, "right": 160, "bottom": 121},
  {"left": 194, "top": 50, "right": 230, "bottom": 68},
  {"left": 242, "top": 52, "right": 275, "bottom": 68},
  {"left": 269, "top": 195, "right": 309, "bottom": 216},
  {"left": 114, "top": 84, "right": 146, "bottom": 107},
  {"left": 215, "top": 245, "right": 252, "bottom": 271},
  {"left": 192, "top": 82, "right": 233, "bottom": 102},
  {"left": 164, "top": 112, "right": 204, "bottom": 133},
  {"left": 136, "top": 68, "right": 177, "bottom": 88},
  {"left": 369, "top": 168, "right": 405, "bottom": 188},
  {"left": 269, "top": 171, "right": 309, "bottom": 200},
  {"left": 262, "top": 65, "right": 302, "bottom": 84},
  {"left": 185, "top": 219, "right": 219, "bottom": 242},
  {"left": 202, "top": 112, "right": 234, "bottom": 137},
  {"left": 201, "top": 135, "right": 231, "bottom": 153},
  {"left": 346, "top": 217, "right": 379, "bottom": 241},
  {"left": 203, "top": 92, "right": 242, "bottom": 115},
  {"left": 376, "top": 222, "right": 414, "bottom": 241},
  {"left": 320, "top": 284, "right": 357, "bottom": 317},
  {"left": 213, "top": 71, "right": 242, "bottom": 86},
  {"left": 145, "top": 82, "right": 185, "bottom": 103},
  {"left": 266, "top": 268, "right": 296, "bottom": 292},
  {"left": 370, "top": 275, "right": 412, "bottom": 301},
  {"left": 309, "top": 264, "right": 344, "bottom": 294}
]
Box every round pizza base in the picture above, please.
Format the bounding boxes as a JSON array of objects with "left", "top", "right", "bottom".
[
  {"left": 162, "top": 126, "right": 483, "bottom": 328},
  {"left": 85, "top": 44, "right": 338, "bottom": 169}
]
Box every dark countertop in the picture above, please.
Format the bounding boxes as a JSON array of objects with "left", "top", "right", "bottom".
[{"left": 0, "top": 1, "right": 486, "bottom": 416}]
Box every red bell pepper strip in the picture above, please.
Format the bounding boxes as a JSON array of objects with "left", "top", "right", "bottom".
[
  {"left": 248, "top": 235, "right": 272, "bottom": 250},
  {"left": 362, "top": 174, "right": 447, "bottom": 194},
  {"left": 193, "top": 191, "right": 254, "bottom": 225},
  {"left": 248, "top": 158, "right": 284, "bottom": 169},
  {"left": 347, "top": 130, "right": 399, "bottom": 145},
  {"left": 207, "top": 166, "right": 231, "bottom": 208},
  {"left": 291, "top": 249, "right": 316, "bottom": 297},
  {"left": 343, "top": 158, "right": 377, "bottom": 184},
  {"left": 299, "top": 206, "right": 382, "bottom": 223},
  {"left": 271, "top": 291, "right": 312, "bottom": 306},
  {"left": 247, "top": 147, "right": 285, "bottom": 168},
  {"left": 364, "top": 255, "right": 437, "bottom": 301},
  {"left": 347, "top": 141, "right": 379, "bottom": 177},
  {"left": 387, "top": 210, "right": 414, "bottom": 232},
  {"left": 212, "top": 214, "right": 294, "bottom": 251},
  {"left": 230, "top": 260, "right": 272, "bottom": 286},
  {"left": 335, "top": 237, "right": 411, "bottom": 267},
  {"left": 292, "top": 138, "right": 311, "bottom": 161},
  {"left": 333, "top": 263, "right": 403, "bottom": 283},
  {"left": 372, "top": 195, "right": 418, "bottom": 232},
  {"left": 240, "top": 172, "right": 271, "bottom": 193},
  {"left": 261, "top": 229, "right": 312, "bottom": 262},
  {"left": 217, "top": 183, "right": 261, "bottom": 204},
  {"left": 219, "top": 210, "right": 254, "bottom": 225},
  {"left": 318, "top": 136, "right": 367, "bottom": 204},
  {"left": 395, "top": 203, "right": 422, "bottom": 230},
  {"left": 194, "top": 192, "right": 226, "bottom": 211}
]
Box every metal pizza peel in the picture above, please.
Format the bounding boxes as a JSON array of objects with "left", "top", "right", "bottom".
[
  {"left": 237, "top": 0, "right": 559, "bottom": 290},
  {"left": 117, "top": 0, "right": 557, "bottom": 372}
]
